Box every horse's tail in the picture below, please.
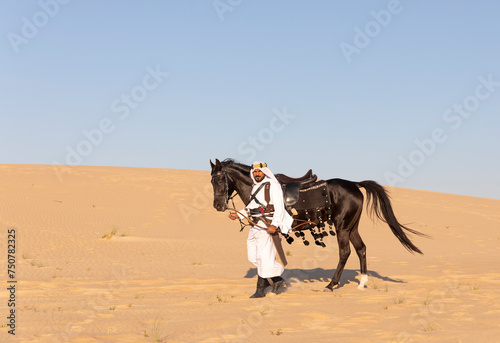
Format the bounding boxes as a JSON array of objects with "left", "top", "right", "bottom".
[{"left": 357, "top": 180, "right": 429, "bottom": 255}]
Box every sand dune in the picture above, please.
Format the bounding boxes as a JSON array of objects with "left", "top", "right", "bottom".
[{"left": 0, "top": 165, "right": 499, "bottom": 342}]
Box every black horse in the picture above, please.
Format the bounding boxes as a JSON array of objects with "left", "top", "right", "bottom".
[{"left": 210, "top": 158, "right": 428, "bottom": 291}]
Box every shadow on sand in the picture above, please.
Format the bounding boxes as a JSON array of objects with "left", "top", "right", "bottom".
[{"left": 243, "top": 268, "right": 405, "bottom": 289}]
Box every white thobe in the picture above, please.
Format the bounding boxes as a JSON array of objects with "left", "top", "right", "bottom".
[{"left": 237, "top": 177, "right": 293, "bottom": 278}]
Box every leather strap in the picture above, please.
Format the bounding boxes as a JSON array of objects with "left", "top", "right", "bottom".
[
  {"left": 264, "top": 182, "right": 270, "bottom": 204},
  {"left": 272, "top": 232, "right": 288, "bottom": 266},
  {"left": 249, "top": 182, "right": 267, "bottom": 207}
]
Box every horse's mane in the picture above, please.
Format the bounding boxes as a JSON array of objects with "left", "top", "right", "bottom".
[{"left": 221, "top": 158, "right": 251, "bottom": 175}]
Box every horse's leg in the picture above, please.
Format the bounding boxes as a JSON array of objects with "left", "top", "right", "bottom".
[
  {"left": 324, "top": 229, "right": 351, "bottom": 291},
  {"left": 323, "top": 179, "right": 364, "bottom": 291},
  {"left": 349, "top": 223, "right": 368, "bottom": 290}
]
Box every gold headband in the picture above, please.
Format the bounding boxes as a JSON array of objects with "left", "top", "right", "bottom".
[{"left": 251, "top": 163, "right": 267, "bottom": 169}]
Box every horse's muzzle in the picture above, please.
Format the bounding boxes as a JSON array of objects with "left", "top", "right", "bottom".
[{"left": 214, "top": 202, "right": 227, "bottom": 212}]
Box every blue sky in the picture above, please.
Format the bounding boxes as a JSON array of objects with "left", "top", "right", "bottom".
[{"left": 1, "top": 1, "right": 499, "bottom": 199}]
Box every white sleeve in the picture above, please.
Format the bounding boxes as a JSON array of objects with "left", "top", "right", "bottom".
[
  {"left": 269, "top": 182, "right": 293, "bottom": 234},
  {"left": 237, "top": 207, "right": 248, "bottom": 220},
  {"left": 269, "top": 184, "right": 284, "bottom": 222}
]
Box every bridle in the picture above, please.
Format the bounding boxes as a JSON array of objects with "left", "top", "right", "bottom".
[
  {"left": 212, "top": 167, "right": 248, "bottom": 231},
  {"left": 212, "top": 168, "right": 236, "bottom": 206}
]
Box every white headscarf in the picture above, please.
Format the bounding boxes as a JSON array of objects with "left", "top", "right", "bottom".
[{"left": 250, "top": 161, "right": 280, "bottom": 186}]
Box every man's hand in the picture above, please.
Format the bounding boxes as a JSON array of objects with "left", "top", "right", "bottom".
[
  {"left": 267, "top": 225, "right": 277, "bottom": 235},
  {"left": 228, "top": 212, "right": 239, "bottom": 220}
]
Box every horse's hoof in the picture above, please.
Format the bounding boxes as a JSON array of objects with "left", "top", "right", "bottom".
[
  {"left": 358, "top": 275, "right": 368, "bottom": 290},
  {"left": 323, "top": 287, "right": 333, "bottom": 292}
]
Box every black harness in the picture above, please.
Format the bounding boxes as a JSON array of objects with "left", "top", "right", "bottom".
[
  {"left": 247, "top": 182, "right": 275, "bottom": 224},
  {"left": 248, "top": 182, "right": 267, "bottom": 208}
]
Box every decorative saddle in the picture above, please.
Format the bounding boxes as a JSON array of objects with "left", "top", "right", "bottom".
[
  {"left": 275, "top": 169, "right": 317, "bottom": 185},
  {"left": 275, "top": 169, "right": 318, "bottom": 207},
  {"left": 275, "top": 169, "right": 335, "bottom": 247}
]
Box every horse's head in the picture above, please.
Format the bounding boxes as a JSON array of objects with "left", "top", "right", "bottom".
[{"left": 210, "top": 158, "right": 231, "bottom": 212}]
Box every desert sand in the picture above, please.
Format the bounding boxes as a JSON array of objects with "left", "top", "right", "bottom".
[{"left": 0, "top": 164, "right": 499, "bottom": 343}]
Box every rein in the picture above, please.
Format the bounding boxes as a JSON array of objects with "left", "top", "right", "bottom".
[
  {"left": 227, "top": 207, "right": 267, "bottom": 230},
  {"left": 228, "top": 192, "right": 250, "bottom": 232},
  {"left": 227, "top": 206, "right": 318, "bottom": 232}
]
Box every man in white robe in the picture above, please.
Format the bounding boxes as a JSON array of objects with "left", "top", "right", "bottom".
[{"left": 229, "top": 161, "right": 293, "bottom": 298}]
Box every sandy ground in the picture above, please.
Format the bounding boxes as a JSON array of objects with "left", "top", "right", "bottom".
[{"left": 0, "top": 164, "right": 499, "bottom": 343}]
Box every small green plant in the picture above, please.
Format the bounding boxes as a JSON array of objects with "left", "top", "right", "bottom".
[
  {"left": 30, "top": 259, "right": 44, "bottom": 268},
  {"left": 394, "top": 292, "right": 406, "bottom": 304},
  {"left": 286, "top": 250, "right": 292, "bottom": 256},
  {"left": 109, "top": 306, "right": 116, "bottom": 311},
  {"left": 102, "top": 226, "right": 118, "bottom": 240},
  {"left": 424, "top": 292, "right": 432, "bottom": 305},
  {"left": 467, "top": 283, "right": 480, "bottom": 290},
  {"left": 423, "top": 323, "right": 436, "bottom": 332},
  {"left": 216, "top": 295, "right": 231, "bottom": 303},
  {"left": 270, "top": 328, "right": 283, "bottom": 336},
  {"left": 152, "top": 315, "right": 164, "bottom": 342},
  {"left": 191, "top": 261, "right": 202, "bottom": 265}
]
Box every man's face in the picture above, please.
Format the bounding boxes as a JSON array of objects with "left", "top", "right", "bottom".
[{"left": 253, "top": 169, "right": 265, "bottom": 182}]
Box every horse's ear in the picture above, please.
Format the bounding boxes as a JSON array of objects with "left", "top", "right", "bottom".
[
  {"left": 210, "top": 159, "right": 215, "bottom": 171},
  {"left": 215, "top": 159, "right": 222, "bottom": 170}
]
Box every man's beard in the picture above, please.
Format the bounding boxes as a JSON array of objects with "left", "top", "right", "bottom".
[{"left": 254, "top": 175, "right": 264, "bottom": 182}]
